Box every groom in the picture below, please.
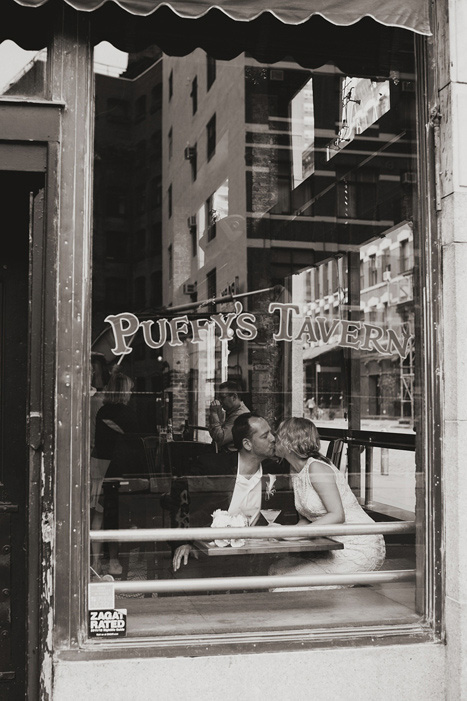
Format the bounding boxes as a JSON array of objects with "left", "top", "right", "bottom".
[{"left": 172, "top": 412, "right": 291, "bottom": 571}]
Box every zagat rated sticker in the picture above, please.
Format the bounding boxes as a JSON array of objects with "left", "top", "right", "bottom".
[{"left": 89, "top": 609, "right": 127, "bottom": 638}]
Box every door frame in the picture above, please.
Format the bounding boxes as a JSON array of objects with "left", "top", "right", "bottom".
[{"left": 0, "top": 102, "right": 61, "bottom": 699}]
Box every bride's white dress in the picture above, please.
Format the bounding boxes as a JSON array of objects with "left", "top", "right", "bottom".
[{"left": 269, "top": 458, "right": 386, "bottom": 581}]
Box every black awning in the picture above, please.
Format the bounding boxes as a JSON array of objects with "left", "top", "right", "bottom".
[
  {"left": 13, "top": 0, "right": 431, "bottom": 34},
  {"left": 5, "top": 0, "right": 429, "bottom": 75}
]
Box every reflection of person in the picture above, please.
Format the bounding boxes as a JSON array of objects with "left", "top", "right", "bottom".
[
  {"left": 173, "top": 412, "right": 284, "bottom": 571},
  {"left": 208, "top": 380, "right": 249, "bottom": 452},
  {"left": 90, "top": 371, "right": 138, "bottom": 576},
  {"left": 304, "top": 396, "right": 316, "bottom": 420},
  {"left": 90, "top": 353, "right": 110, "bottom": 454},
  {"left": 269, "top": 417, "right": 385, "bottom": 587}
]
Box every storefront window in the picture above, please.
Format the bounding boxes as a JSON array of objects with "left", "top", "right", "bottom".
[{"left": 89, "top": 33, "right": 421, "bottom": 641}]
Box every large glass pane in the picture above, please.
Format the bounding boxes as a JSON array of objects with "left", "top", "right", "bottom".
[{"left": 89, "top": 34, "right": 421, "bottom": 640}]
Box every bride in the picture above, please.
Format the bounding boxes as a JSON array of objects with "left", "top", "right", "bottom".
[{"left": 269, "top": 417, "right": 385, "bottom": 585}]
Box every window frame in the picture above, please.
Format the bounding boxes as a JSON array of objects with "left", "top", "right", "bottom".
[{"left": 47, "top": 24, "right": 443, "bottom": 657}]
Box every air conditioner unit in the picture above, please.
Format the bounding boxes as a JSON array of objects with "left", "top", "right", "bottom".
[
  {"left": 402, "top": 171, "right": 417, "bottom": 185},
  {"left": 187, "top": 215, "right": 197, "bottom": 228},
  {"left": 183, "top": 283, "right": 197, "bottom": 295},
  {"left": 184, "top": 146, "right": 196, "bottom": 160},
  {"left": 270, "top": 69, "right": 284, "bottom": 81}
]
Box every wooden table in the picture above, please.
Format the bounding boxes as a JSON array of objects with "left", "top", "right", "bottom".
[{"left": 194, "top": 536, "right": 343, "bottom": 557}]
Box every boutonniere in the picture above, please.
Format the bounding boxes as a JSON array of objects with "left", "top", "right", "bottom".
[{"left": 265, "top": 474, "right": 277, "bottom": 500}]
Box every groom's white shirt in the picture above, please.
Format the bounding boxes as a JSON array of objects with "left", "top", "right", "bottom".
[{"left": 227, "top": 453, "right": 263, "bottom": 525}]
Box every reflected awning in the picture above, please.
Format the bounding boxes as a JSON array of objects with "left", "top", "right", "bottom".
[{"left": 12, "top": 0, "right": 431, "bottom": 34}]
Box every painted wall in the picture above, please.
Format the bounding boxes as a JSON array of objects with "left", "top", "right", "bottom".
[
  {"left": 53, "top": 643, "right": 444, "bottom": 700},
  {"left": 438, "top": 0, "right": 467, "bottom": 697}
]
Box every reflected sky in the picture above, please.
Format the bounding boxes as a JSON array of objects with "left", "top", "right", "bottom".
[{"left": 0, "top": 40, "right": 128, "bottom": 93}]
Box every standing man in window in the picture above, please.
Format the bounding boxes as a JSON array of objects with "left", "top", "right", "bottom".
[{"left": 209, "top": 380, "right": 249, "bottom": 452}]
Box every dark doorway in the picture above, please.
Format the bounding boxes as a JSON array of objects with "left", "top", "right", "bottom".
[
  {"left": 368, "top": 374, "right": 381, "bottom": 416},
  {"left": 0, "top": 172, "right": 44, "bottom": 699}
]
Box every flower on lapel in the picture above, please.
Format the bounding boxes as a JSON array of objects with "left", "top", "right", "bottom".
[{"left": 266, "top": 474, "right": 277, "bottom": 500}]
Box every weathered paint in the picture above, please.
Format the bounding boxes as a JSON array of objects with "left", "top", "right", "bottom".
[{"left": 53, "top": 643, "right": 445, "bottom": 700}]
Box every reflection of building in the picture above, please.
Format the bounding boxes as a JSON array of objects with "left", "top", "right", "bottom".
[
  {"left": 300, "top": 222, "right": 414, "bottom": 422},
  {"left": 359, "top": 223, "right": 414, "bottom": 420},
  {"left": 162, "top": 48, "right": 416, "bottom": 429},
  {"left": 2, "top": 48, "right": 47, "bottom": 96},
  {"left": 302, "top": 224, "right": 414, "bottom": 419},
  {"left": 92, "top": 48, "right": 164, "bottom": 430}
]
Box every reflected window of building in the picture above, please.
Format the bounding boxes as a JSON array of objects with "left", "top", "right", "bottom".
[
  {"left": 206, "top": 113, "right": 216, "bottom": 161},
  {"left": 168, "top": 244, "right": 173, "bottom": 279},
  {"left": 400, "top": 239, "right": 409, "bottom": 272},
  {"left": 191, "top": 75, "right": 198, "bottom": 114},
  {"left": 206, "top": 267, "right": 216, "bottom": 308},
  {"left": 189, "top": 216, "right": 197, "bottom": 256},
  {"left": 206, "top": 193, "right": 216, "bottom": 241},
  {"left": 168, "top": 127, "right": 173, "bottom": 160},
  {"left": 169, "top": 69, "right": 173, "bottom": 100},
  {"left": 151, "top": 84, "right": 162, "bottom": 113},
  {"left": 207, "top": 56, "right": 216, "bottom": 90},
  {"left": 150, "top": 223, "right": 162, "bottom": 256},
  {"left": 190, "top": 143, "right": 197, "bottom": 181},
  {"left": 152, "top": 176, "right": 162, "bottom": 207},
  {"left": 369, "top": 254, "right": 378, "bottom": 286}
]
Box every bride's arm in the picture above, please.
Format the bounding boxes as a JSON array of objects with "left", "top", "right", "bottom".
[{"left": 306, "top": 461, "right": 345, "bottom": 526}]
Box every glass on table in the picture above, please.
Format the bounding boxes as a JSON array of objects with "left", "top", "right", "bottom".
[
  {"left": 241, "top": 507, "right": 258, "bottom": 526},
  {"left": 260, "top": 509, "right": 281, "bottom": 525}
]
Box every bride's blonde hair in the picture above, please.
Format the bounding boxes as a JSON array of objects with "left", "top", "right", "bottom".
[{"left": 276, "top": 417, "right": 326, "bottom": 461}]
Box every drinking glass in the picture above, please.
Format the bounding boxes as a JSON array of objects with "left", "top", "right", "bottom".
[
  {"left": 260, "top": 509, "right": 281, "bottom": 525},
  {"left": 242, "top": 507, "right": 257, "bottom": 526}
]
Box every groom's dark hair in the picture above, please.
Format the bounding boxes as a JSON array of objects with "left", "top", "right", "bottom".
[{"left": 232, "top": 412, "right": 260, "bottom": 451}]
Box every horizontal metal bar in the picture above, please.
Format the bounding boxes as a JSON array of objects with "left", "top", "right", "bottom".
[
  {"left": 104, "top": 569, "right": 416, "bottom": 594},
  {"left": 319, "top": 428, "right": 415, "bottom": 451},
  {"left": 90, "top": 521, "right": 415, "bottom": 542},
  {"left": 151, "top": 285, "right": 282, "bottom": 315}
]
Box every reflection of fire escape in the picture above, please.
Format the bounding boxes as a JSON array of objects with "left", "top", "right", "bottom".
[{"left": 400, "top": 344, "right": 414, "bottom": 418}]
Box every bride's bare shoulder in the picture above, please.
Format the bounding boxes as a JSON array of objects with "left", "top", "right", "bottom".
[{"left": 307, "top": 458, "right": 334, "bottom": 477}]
